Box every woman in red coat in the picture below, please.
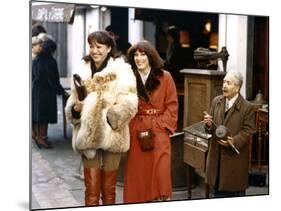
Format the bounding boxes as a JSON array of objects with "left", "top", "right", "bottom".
[{"left": 123, "top": 40, "right": 178, "bottom": 203}]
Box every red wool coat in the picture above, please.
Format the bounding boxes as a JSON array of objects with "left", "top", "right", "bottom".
[{"left": 123, "top": 70, "right": 178, "bottom": 203}]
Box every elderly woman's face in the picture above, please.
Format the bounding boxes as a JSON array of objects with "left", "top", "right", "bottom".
[
  {"left": 134, "top": 50, "right": 150, "bottom": 72},
  {"left": 222, "top": 74, "right": 240, "bottom": 99},
  {"left": 32, "top": 43, "right": 42, "bottom": 55},
  {"left": 89, "top": 40, "right": 111, "bottom": 68}
]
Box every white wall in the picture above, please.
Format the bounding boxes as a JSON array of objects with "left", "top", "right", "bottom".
[
  {"left": 100, "top": 8, "right": 111, "bottom": 30},
  {"left": 218, "top": 14, "right": 248, "bottom": 97},
  {"left": 128, "top": 8, "right": 144, "bottom": 44},
  {"left": 85, "top": 8, "right": 100, "bottom": 53},
  {"left": 67, "top": 9, "right": 85, "bottom": 77}
]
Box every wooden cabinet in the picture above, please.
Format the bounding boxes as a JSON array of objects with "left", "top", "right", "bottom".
[
  {"left": 180, "top": 69, "right": 226, "bottom": 127},
  {"left": 183, "top": 121, "right": 211, "bottom": 199},
  {"left": 184, "top": 141, "right": 207, "bottom": 172}
]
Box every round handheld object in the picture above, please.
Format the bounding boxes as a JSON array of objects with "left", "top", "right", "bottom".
[{"left": 215, "top": 125, "right": 230, "bottom": 139}]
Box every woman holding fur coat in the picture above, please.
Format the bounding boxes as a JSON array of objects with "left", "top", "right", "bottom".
[
  {"left": 123, "top": 40, "right": 178, "bottom": 203},
  {"left": 65, "top": 31, "right": 138, "bottom": 206}
]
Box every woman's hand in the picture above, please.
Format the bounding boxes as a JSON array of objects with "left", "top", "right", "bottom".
[{"left": 74, "top": 100, "right": 83, "bottom": 112}]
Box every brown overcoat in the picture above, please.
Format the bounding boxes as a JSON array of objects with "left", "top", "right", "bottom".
[
  {"left": 123, "top": 70, "right": 178, "bottom": 203},
  {"left": 206, "top": 95, "right": 255, "bottom": 192}
]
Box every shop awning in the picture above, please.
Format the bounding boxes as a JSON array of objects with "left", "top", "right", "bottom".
[{"left": 32, "top": 3, "right": 75, "bottom": 24}]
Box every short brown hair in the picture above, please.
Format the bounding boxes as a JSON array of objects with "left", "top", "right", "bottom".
[
  {"left": 87, "top": 31, "right": 119, "bottom": 58},
  {"left": 83, "top": 31, "right": 121, "bottom": 62}
]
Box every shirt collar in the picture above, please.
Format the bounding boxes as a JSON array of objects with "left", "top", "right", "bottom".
[
  {"left": 138, "top": 69, "right": 151, "bottom": 85},
  {"left": 226, "top": 93, "right": 239, "bottom": 109}
]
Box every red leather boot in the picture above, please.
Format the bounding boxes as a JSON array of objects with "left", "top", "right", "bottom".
[
  {"left": 101, "top": 170, "right": 118, "bottom": 205},
  {"left": 84, "top": 167, "right": 102, "bottom": 206}
]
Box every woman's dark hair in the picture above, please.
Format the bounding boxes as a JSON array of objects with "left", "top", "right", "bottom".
[
  {"left": 128, "top": 40, "right": 164, "bottom": 72},
  {"left": 83, "top": 31, "right": 120, "bottom": 62},
  {"left": 167, "top": 25, "right": 180, "bottom": 42},
  {"left": 83, "top": 31, "right": 121, "bottom": 75},
  {"left": 32, "top": 23, "right": 47, "bottom": 37},
  {"left": 127, "top": 40, "right": 164, "bottom": 101}
]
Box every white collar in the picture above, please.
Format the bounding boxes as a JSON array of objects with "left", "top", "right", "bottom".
[
  {"left": 138, "top": 68, "right": 151, "bottom": 85},
  {"left": 226, "top": 94, "right": 239, "bottom": 110}
]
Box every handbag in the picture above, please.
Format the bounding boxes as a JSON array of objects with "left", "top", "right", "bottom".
[
  {"left": 73, "top": 74, "right": 87, "bottom": 101},
  {"left": 137, "top": 128, "right": 154, "bottom": 151}
]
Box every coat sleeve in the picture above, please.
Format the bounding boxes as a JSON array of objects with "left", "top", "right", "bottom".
[
  {"left": 51, "top": 58, "right": 65, "bottom": 95},
  {"left": 106, "top": 60, "right": 138, "bottom": 130},
  {"left": 233, "top": 103, "right": 256, "bottom": 149},
  {"left": 64, "top": 61, "right": 88, "bottom": 125},
  {"left": 160, "top": 71, "right": 179, "bottom": 134},
  {"left": 64, "top": 80, "right": 81, "bottom": 125}
]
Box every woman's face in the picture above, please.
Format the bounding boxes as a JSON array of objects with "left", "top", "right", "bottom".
[
  {"left": 89, "top": 40, "right": 111, "bottom": 68},
  {"left": 32, "top": 43, "right": 42, "bottom": 55},
  {"left": 134, "top": 50, "right": 150, "bottom": 72}
]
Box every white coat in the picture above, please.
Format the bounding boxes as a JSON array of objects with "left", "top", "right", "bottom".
[{"left": 65, "top": 57, "right": 138, "bottom": 159}]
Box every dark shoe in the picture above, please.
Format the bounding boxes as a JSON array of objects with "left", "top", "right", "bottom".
[
  {"left": 42, "top": 136, "right": 53, "bottom": 146},
  {"left": 35, "top": 139, "right": 53, "bottom": 149}
]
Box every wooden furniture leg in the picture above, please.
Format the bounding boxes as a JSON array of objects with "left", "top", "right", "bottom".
[
  {"left": 187, "top": 165, "right": 192, "bottom": 199},
  {"left": 257, "top": 119, "right": 262, "bottom": 170},
  {"left": 205, "top": 183, "right": 209, "bottom": 198}
]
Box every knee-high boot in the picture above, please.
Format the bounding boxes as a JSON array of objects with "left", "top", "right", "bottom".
[
  {"left": 84, "top": 167, "right": 102, "bottom": 206},
  {"left": 101, "top": 170, "right": 118, "bottom": 205}
]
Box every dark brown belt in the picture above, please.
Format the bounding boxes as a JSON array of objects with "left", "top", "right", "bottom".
[{"left": 137, "top": 108, "right": 163, "bottom": 116}]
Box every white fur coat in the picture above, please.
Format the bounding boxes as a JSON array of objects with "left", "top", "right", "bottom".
[{"left": 65, "top": 57, "right": 138, "bottom": 159}]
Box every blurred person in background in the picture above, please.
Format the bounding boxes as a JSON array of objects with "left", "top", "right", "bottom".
[
  {"left": 32, "top": 36, "right": 66, "bottom": 149},
  {"left": 105, "top": 25, "right": 131, "bottom": 57},
  {"left": 164, "top": 25, "right": 186, "bottom": 84}
]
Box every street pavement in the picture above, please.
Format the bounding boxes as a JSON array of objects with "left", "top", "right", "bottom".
[{"left": 31, "top": 96, "right": 269, "bottom": 210}]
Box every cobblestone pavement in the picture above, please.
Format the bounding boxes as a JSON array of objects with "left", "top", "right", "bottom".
[{"left": 31, "top": 96, "right": 269, "bottom": 210}]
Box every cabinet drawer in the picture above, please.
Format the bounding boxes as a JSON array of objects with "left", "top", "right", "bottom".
[{"left": 184, "top": 142, "right": 208, "bottom": 171}]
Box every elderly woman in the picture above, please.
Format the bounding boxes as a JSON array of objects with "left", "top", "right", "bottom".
[
  {"left": 31, "top": 36, "right": 43, "bottom": 140},
  {"left": 65, "top": 31, "right": 138, "bottom": 206},
  {"left": 32, "top": 36, "right": 65, "bottom": 149},
  {"left": 123, "top": 40, "right": 178, "bottom": 203}
]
